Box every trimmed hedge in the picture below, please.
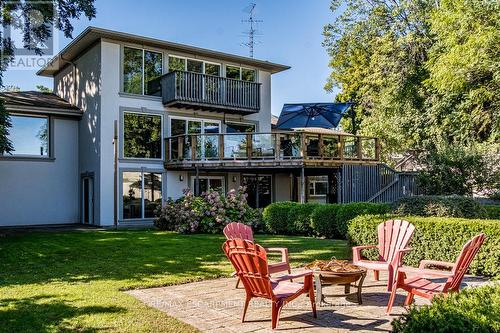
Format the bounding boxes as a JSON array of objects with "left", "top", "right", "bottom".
[
  {"left": 310, "top": 204, "right": 341, "bottom": 238},
  {"left": 288, "top": 203, "right": 321, "bottom": 236},
  {"left": 393, "top": 195, "right": 485, "bottom": 218},
  {"left": 348, "top": 214, "right": 500, "bottom": 277},
  {"left": 262, "top": 202, "right": 299, "bottom": 234},
  {"left": 392, "top": 284, "right": 500, "bottom": 333},
  {"left": 336, "top": 203, "right": 391, "bottom": 237},
  {"left": 263, "top": 202, "right": 390, "bottom": 238},
  {"left": 484, "top": 205, "right": 500, "bottom": 219}
]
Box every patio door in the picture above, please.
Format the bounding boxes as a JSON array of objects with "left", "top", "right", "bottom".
[{"left": 81, "top": 176, "right": 94, "bottom": 224}]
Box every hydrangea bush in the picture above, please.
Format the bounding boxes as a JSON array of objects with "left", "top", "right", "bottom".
[{"left": 154, "top": 187, "right": 263, "bottom": 234}]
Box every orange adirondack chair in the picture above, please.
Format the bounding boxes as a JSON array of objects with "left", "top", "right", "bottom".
[
  {"left": 386, "top": 233, "right": 486, "bottom": 314},
  {"left": 352, "top": 220, "right": 415, "bottom": 290},
  {"left": 222, "top": 238, "right": 316, "bottom": 330},
  {"left": 223, "top": 222, "right": 291, "bottom": 280}
]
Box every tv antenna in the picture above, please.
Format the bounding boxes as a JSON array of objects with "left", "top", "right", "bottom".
[{"left": 241, "top": 3, "right": 262, "bottom": 58}]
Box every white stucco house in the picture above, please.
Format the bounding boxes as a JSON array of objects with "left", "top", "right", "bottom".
[{"left": 1, "top": 27, "right": 398, "bottom": 227}]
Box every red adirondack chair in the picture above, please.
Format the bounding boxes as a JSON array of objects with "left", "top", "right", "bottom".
[
  {"left": 223, "top": 222, "right": 291, "bottom": 282},
  {"left": 386, "top": 233, "right": 486, "bottom": 314},
  {"left": 222, "top": 238, "right": 316, "bottom": 330},
  {"left": 352, "top": 220, "right": 415, "bottom": 290}
]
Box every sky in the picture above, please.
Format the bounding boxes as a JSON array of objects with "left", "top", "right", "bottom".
[{"left": 4, "top": 0, "right": 340, "bottom": 116}]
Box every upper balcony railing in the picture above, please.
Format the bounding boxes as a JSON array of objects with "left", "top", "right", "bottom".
[
  {"left": 159, "top": 70, "right": 261, "bottom": 114},
  {"left": 164, "top": 131, "right": 380, "bottom": 169}
]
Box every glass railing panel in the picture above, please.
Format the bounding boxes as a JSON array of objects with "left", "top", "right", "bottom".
[
  {"left": 203, "top": 134, "right": 219, "bottom": 159},
  {"left": 170, "top": 137, "right": 180, "bottom": 160},
  {"left": 344, "top": 136, "right": 358, "bottom": 158},
  {"left": 322, "top": 136, "right": 340, "bottom": 158},
  {"left": 278, "top": 133, "right": 301, "bottom": 158},
  {"left": 361, "top": 138, "right": 376, "bottom": 160},
  {"left": 306, "top": 135, "right": 320, "bottom": 158},
  {"left": 252, "top": 134, "right": 275, "bottom": 158},
  {"left": 224, "top": 134, "right": 248, "bottom": 158}
]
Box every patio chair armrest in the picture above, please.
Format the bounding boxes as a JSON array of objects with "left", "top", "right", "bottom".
[
  {"left": 272, "top": 270, "right": 313, "bottom": 282},
  {"left": 399, "top": 266, "right": 455, "bottom": 278},
  {"left": 419, "top": 260, "right": 455, "bottom": 270},
  {"left": 390, "top": 248, "right": 413, "bottom": 266},
  {"left": 352, "top": 245, "right": 378, "bottom": 262},
  {"left": 265, "top": 247, "right": 289, "bottom": 263}
]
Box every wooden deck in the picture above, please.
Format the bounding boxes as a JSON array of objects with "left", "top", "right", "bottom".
[{"left": 164, "top": 131, "right": 380, "bottom": 170}]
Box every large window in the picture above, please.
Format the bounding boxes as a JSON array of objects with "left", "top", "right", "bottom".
[
  {"left": 122, "top": 171, "right": 162, "bottom": 219},
  {"left": 168, "top": 56, "right": 221, "bottom": 76},
  {"left": 169, "top": 117, "right": 221, "bottom": 159},
  {"left": 191, "top": 176, "right": 224, "bottom": 194},
  {"left": 123, "top": 47, "right": 163, "bottom": 96},
  {"left": 225, "top": 65, "right": 256, "bottom": 82},
  {"left": 4, "top": 115, "right": 49, "bottom": 157},
  {"left": 123, "top": 112, "right": 162, "bottom": 159}
]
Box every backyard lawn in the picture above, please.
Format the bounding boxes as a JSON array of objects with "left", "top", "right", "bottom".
[{"left": 0, "top": 230, "right": 348, "bottom": 332}]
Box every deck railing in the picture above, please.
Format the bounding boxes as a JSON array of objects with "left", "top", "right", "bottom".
[
  {"left": 164, "top": 131, "right": 380, "bottom": 165},
  {"left": 160, "top": 70, "right": 261, "bottom": 112}
]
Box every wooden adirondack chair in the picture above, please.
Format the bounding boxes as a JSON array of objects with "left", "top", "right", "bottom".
[
  {"left": 222, "top": 238, "right": 316, "bottom": 330},
  {"left": 386, "top": 233, "right": 486, "bottom": 314},
  {"left": 352, "top": 220, "right": 415, "bottom": 290},
  {"left": 223, "top": 222, "right": 291, "bottom": 287}
]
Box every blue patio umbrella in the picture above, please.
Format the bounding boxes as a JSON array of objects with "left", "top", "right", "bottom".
[{"left": 276, "top": 103, "right": 352, "bottom": 129}]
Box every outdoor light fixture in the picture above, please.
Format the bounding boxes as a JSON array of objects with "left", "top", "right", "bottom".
[
  {"left": 232, "top": 176, "right": 237, "bottom": 182},
  {"left": 179, "top": 175, "right": 184, "bottom": 182}
]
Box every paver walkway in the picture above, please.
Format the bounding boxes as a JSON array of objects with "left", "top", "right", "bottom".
[{"left": 127, "top": 271, "right": 488, "bottom": 333}]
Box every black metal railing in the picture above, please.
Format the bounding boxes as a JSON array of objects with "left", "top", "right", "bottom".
[{"left": 160, "top": 70, "right": 261, "bottom": 112}]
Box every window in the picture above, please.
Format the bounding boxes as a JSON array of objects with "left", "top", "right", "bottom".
[
  {"left": 123, "top": 47, "right": 163, "bottom": 96},
  {"left": 168, "top": 56, "right": 221, "bottom": 76},
  {"left": 191, "top": 176, "right": 224, "bottom": 194},
  {"left": 5, "top": 115, "right": 49, "bottom": 157},
  {"left": 225, "top": 65, "right": 256, "bottom": 82},
  {"left": 308, "top": 176, "right": 328, "bottom": 197},
  {"left": 242, "top": 175, "right": 272, "bottom": 208},
  {"left": 169, "top": 117, "right": 221, "bottom": 159},
  {"left": 123, "top": 112, "right": 162, "bottom": 159},
  {"left": 122, "top": 171, "right": 162, "bottom": 219},
  {"left": 226, "top": 122, "right": 256, "bottom": 133}
]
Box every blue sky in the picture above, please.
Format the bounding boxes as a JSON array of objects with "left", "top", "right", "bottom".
[{"left": 4, "top": 0, "right": 339, "bottom": 116}]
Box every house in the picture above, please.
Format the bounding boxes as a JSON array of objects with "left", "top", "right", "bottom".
[{"left": 0, "top": 27, "right": 404, "bottom": 228}]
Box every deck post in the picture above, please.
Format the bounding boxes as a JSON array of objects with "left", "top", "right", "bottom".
[{"left": 300, "top": 167, "right": 306, "bottom": 203}]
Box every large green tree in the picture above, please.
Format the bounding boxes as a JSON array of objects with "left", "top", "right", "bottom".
[
  {"left": 0, "top": 0, "right": 96, "bottom": 154},
  {"left": 323, "top": 0, "right": 499, "bottom": 157}
]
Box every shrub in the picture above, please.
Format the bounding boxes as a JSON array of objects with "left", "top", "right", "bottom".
[
  {"left": 154, "top": 187, "right": 262, "bottom": 234},
  {"left": 392, "top": 284, "right": 500, "bottom": 333},
  {"left": 483, "top": 205, "right": 500, "bottom": 220},
  {"left": 393, "top": 195, "right": 485, "bottom": 218},
  {"left": 348, "top": 214, "right": 500, "bottom": 277},
  {"left": 336, "top": 203, "right": 391, "bottom": 238},
  {"left": 288, "top": 203, "right": 321, "bottom": 236},
  {"left": 310, "top": 204, "right": 341, "bottom": 238},
  {"left": 263, "top": 202, "right": 299, "bottom": 234}
]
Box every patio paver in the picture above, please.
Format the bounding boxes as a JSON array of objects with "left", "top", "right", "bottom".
[{"left": 127, "top": 271, "right": 488, "bottom": 333}]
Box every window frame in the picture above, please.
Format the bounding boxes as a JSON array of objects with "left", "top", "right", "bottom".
[
  {"left": 189, "top": 175, "right": 226, "bottom": 194},
  {"left": 122, "top": 46, "right": 164, "bottom": 96},
  {"left": 308, "top": 178, "right": 328, "bottom": 197},
  {"left": 224, "top": 65, "right": 258, "bottom": 82},
  {"left": 120, "top": 169, "right": 164, "bottom": 221},
  {"left": 121, "top": 110, "right": 164, "bottom": 161},
  {"left": 168, "top": 115, "right": 221, "bottom": 136},
  {"left": 167, "top": 55, "right": 222, "bottom": 77},
  {"left": 2, "top": 113, "right": 52, "bottom": 159}
]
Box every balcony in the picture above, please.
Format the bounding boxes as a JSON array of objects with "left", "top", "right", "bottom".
[
  {"left": 164, "top": 131, "right": 380, "bottom": 170},
  {"left": 160, "top": 70, "right": 261, "bottom": 114}
]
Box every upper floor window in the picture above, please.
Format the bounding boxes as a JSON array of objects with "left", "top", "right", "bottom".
[
  {"left": 4, "top": 114, "right": 49, "bottom": 157},
  {"left": 225, "top": 65, "right": 256, "bottom": 82},
  {"left": 123, "top": 47, "right": 163, "bottom": 96},
  {"left": 123, "top": 112, "right": 162, "bottom": 159},
  {"left": 168, "top": 56, "right": 221, "bottom": 76}
]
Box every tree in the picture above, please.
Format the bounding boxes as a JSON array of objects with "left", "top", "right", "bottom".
[
  {"left": 323, "top": 0, "right": 499, "bottom": 158},
  {"left": 0, "top": 1, "right": 96, "bottom": 154},
  {"left": 36, "top": 85, "right": 52, "bottom": 93}
]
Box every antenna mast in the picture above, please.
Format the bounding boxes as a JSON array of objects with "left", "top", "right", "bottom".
[{"left": 242, "top": 3, "right": 262, "bottom": 58}]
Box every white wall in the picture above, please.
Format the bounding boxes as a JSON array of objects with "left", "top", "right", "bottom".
[{"left": 0, "top": 118, "right": 79, "bottom": 226}]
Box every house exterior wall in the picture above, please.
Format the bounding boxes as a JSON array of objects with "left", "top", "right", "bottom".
[{"left": 0, "top": 118, "right": 79, "bottom": 226}]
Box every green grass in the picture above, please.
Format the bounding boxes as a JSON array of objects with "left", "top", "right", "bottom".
[{"left": 0, "top": 230, "right": 348, "bottom": 332}]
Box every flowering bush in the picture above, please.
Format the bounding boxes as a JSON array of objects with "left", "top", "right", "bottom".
[{"left": 154, "top": 186, "right": 263, "bottom": 234}]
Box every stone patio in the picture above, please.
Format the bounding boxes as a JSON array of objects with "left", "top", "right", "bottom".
[{"left": 127, "top": 271, "right": 488, "bottom": 333}]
